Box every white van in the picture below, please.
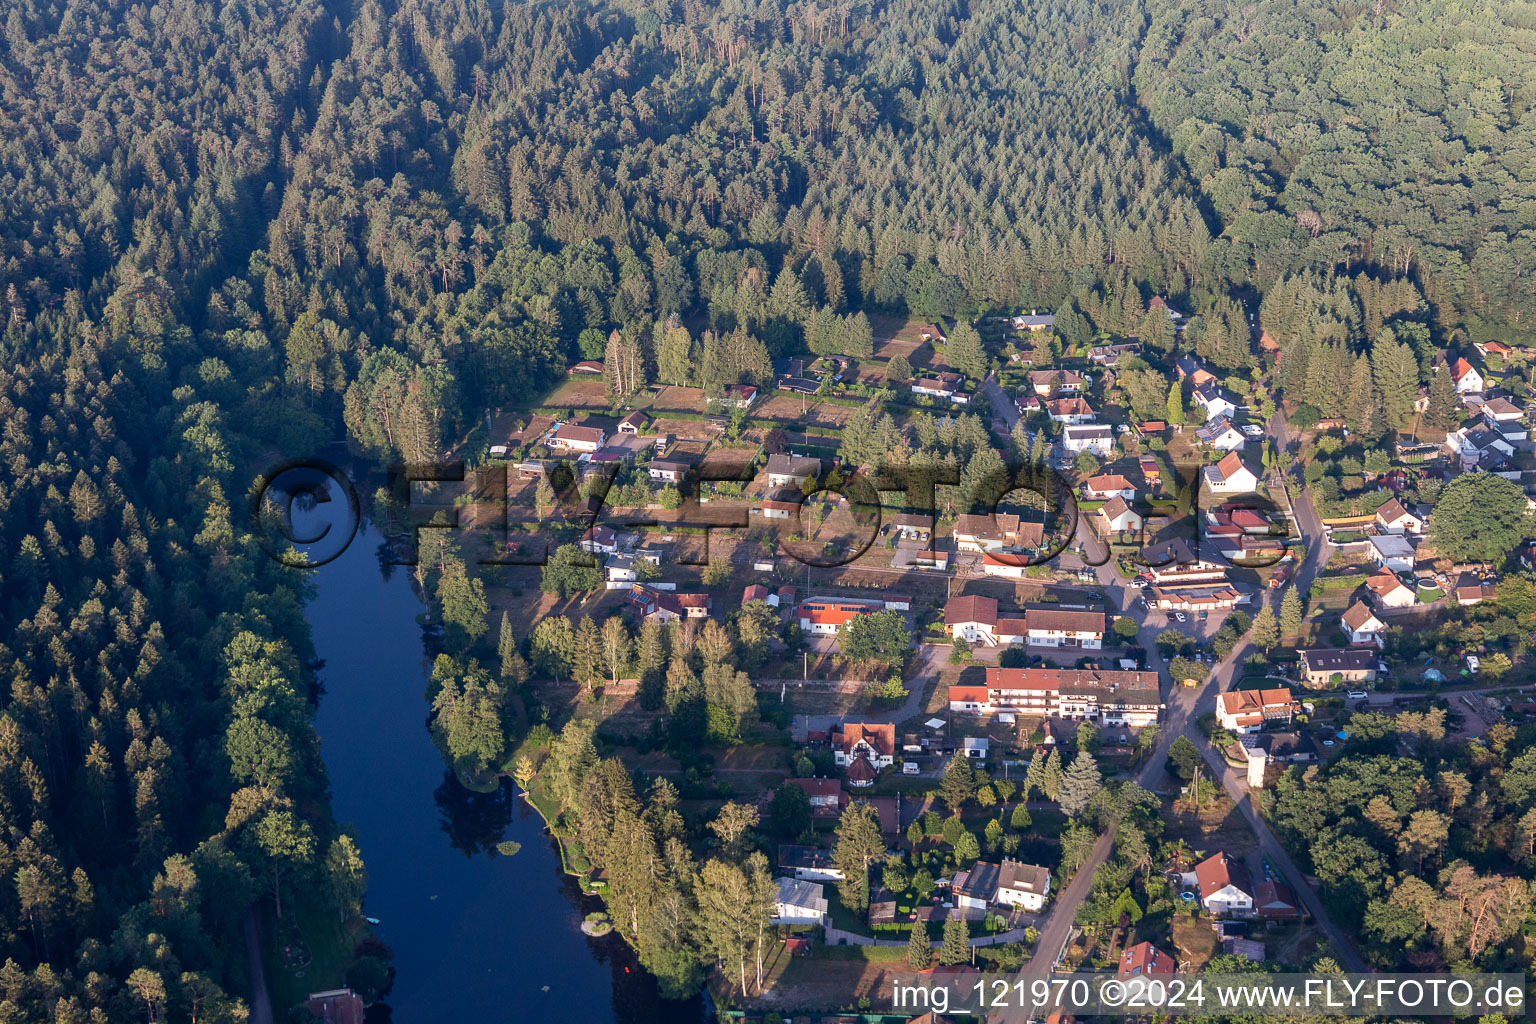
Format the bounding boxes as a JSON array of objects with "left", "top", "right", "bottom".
[{"left": 902, "top": 762, "right": 920, "bottom": 775}]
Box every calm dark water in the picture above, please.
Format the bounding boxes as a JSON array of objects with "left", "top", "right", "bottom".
[{"left": 306, "top": 521, "right": 707, "bottom": 1023}]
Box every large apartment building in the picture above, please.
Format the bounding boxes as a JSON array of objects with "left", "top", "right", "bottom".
[{"left": 949, "top": 667, "right": 1162, "bottom": 726}]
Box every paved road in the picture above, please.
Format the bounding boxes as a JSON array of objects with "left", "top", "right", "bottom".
[{"left": 242, "top": 908, "right": 275, "bottom": 1024}]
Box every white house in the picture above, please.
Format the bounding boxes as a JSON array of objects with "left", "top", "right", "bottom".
[
  {"left": 1216, "top": 688, "right": 1299, "bottom": 734},
  {"left": 1202, "top": 451, "right": 1259, "bottom": 494},
  {"left": 1029, "top": 368, "right": 1085, "bottom": 395},
  {"left": 1047, "top": 397, "right": 1096, "bottom": 424},
  {"left": 1062, "top": 424, "right": 1114, "bottom": 456},
  {"left": 549, "top": 423, "right": 607, "bottom": 452},
  {"left": 831, "top": 723, "right": 896, "bottom": 772},
  {"left": 1193, "top": 383, "right": 1238, "bottom": 423},
  {"left": 765, "top": 454, "right": 820, "bottom": 489},
  {"left": 1023, "top": 606, "right": 1105, "bottom": 649},
  {"left": 911, "top": 372, "right": 968, "bottom": 404},
  {"left": 777, "top": 845, "right": 844, "bottom": 883},
  {"left": 1368, "top": 534, "right": 1415, "bottom": 573},
  {"left": 1343, "top": 600, "right": 1388, "bottom": 647},
  {"left": 1374, "top": 497, "right": 1424, "bottom": 535},
  {"left": 772, "top": 877, "right": 829, "bottom": 925},
  {"left": 1195, "top": 852, "right": 1253, "bottom": 917},
  {"left": 1195, "top": 418, "right": 1246, "bottom": 452},
  {"left": 995, "top": 860, "right": 1052, "bottom": 912},
  {"left": 1450, "top": 357, "right": 1485, "bottom": 394},
  {"left": 579, "top": 525, "right": 621, "bottom": 556},
  {"left": 1095, "top": 496, "right": 1144, "bottom": 535},
  {"left": 1365, "top": 569, "right": 1416, "bottom": 609},
  {"left": 1083, "top": 474, "right": 1137, "bottom": 501}
]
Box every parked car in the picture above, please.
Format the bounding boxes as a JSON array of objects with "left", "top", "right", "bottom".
[
  {"left": 1174, "top": 611, "right": 1187, "bottom": 623},
  {"left": 1347, "top": 690, "right": 1369, "bottom": 700}
]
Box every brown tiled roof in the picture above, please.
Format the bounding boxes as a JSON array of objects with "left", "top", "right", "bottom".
[{"left": 945, "top": 594, "right": 998, "bottom": 626}]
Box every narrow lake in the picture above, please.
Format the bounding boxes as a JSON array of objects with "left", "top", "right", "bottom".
[{"left": 306, "top": 520, "right": 708, "bottom": 1023}]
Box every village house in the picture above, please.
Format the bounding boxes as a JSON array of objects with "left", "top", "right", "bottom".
[
  {"left": 1029, "top": 368, "right": 1086, "bottom": 395},
  {"left": 1021, "top": 605, "right": 1106, "bottom": 649},
  {"left": 1047, "top": 396, "right": 1096, "bottom": 424},
  {"left": 953, "top": 859, "right": 1052, "bottom": 912},
  {"left": 1118, "top": 942, "right": 1176, "bottom": 980},
  {"left": 1194, "top": 851, "right": 1254, "bottom": 917},
  {"left": 1215, "top": 688, "right": 1301, "bottom": 734},
  {"left": 1062, "top": 424, "right": 1115, "bottom": 456},
  {"left": 1343, "top": 600, "right": 1388, "bottom": 647},
  {"left": 921, "top": 322, "right": 949, "bottom": 343},
  {"left": 798, "top": 596, "right": 882, "bottom": 635},
  {"left": 1192, "top": 383, "right": 1238, "bottom": 422},
  {"left": 1087, "top": 342, "right": 1141, "bottom": 366},
  {"left": 1374, "top": 497, "right": 1425, "bottom": 535},
  {"left": 1195, "top": 417, "right": 1246, "bottom": 452},
  {"left": 579, "top": 524, "right": 622, "bottom": 556},
  {"left": 648, "top": 458, "right": 692, "bottom": 484},
  {"left": 772, "top": 877, "right": 829, "bottom": 926},
  {"left": 1298, "top": 648, "right": 1378, "bottom": 687},
  {"left": 1368, "top": 534, "right": 1416, "bottom": 573},
  {"left": 911, "top": 372, "right": 970, "bottom": 404},
  {"left": 1254, "top": 880, "right": 1301, "bottom": 920},
  {"left": 831, "top": 722, "right": 897, "bottom": 773},
  {"left": 1202, "top": 451, "right": 1259, "bottom": 493},
  {"left": 1083, "top": 474, "right": 1137, "bottom": 501},
  {"left": 952, "top": 513, "right": 1043, "bottom": 554},
  {"left": 625, "top": 584, "right": 710, "bottom": 623},
  {"left": 765, "top": 453, "right": 821, "bottom": 489},
  {"left": 1450, "top": 356, "right": 1486, "bottom": 394},
  {"left": 1152, "top": 296, "right": 1187, "bottom": 328},
  {"left": 549, "top": 423, "right": 607, "bottom": 453},
  {"left": 1365, "top": 568, "right": 1416, "bottom": 609},
  {"left": 759, "top": 489, "right": 803, "bottom": 520},
  {"left": 1174, "top": 353, "right": 1213, "bottom": 386},
  {"left": 943, "top": 598, "right": 1104, "bottom": 649},
  {"left": 1012, "top": 311, "right": 1054, "bottom": 332},
  {"left": 1094, "top": 496, "right": 1144, "bottom": 536},
  {"left": 1455, "top": 574, "right": 1497, "bottom": 606},
  {"left": 568, "top": 359, "right": 604, "bottom": 375},
  {"left": 777, "top": 845, "right": 844, "bottom": 882},
  {"left": 786, "top": 777, "right": 842, "bottom": 817},
  {"left": 718, "top": 384, "right": 758, "bottom": 409}
]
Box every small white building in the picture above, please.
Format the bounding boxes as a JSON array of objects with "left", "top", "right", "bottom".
[
  {"left": 772, "top": 877, "right": 829, "bottom": 925},
  {"left": 1365, "top": 569, "right": 1416, "bottom": 609},
  {"left": 1343, "top": 600, "right": 1388, "bottom": 648},
  {"left": 1374, "top": 497, "right": 1424, "bottom": 535},
  {"left": 1368, "top": 534, "right": 1415, "bottom": 573},
  {"left": 1202, "top": 451, "right": 1259, "bottom": 494}
]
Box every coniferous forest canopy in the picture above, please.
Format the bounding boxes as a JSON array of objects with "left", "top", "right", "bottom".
[{"left": 0, "top": 0, "right": 1532, "bottom": 1017}]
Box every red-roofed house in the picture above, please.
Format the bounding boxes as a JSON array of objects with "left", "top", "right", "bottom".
[
  {"left": 1343, "top": 600, "right": 1387, "bottom": 647},
  {"left": 1451, "top": 357, "right": 1485, "bottom": 394},
  {"left": 1254, "top": 880, "right": 1300, "bottom": 920},
  {"left": 1203, "top": 452, "right": 1259, "bottom": 494},
  {"left": 550, "top": 423, "right": 608, "bottom": 452},
  {"left": 1216, "top": 688, "right": 1300, "bottom": 734},
  {"left": 1118, "top": 941, "right": 1176, "bottom": 979},
  {"left": 945, "top": 595, "right": 999, "bottom": 643},
  {"left": 786, "top": 777, "right": 843, "bottom": 816},
  {"left": 1084, "top": 474, "right": 1136, "bottom": 501},
  {"left": 832, "top": 722, "right": 896, "bottom": 771},
  {"left": 799, "top": 597, "right": 882, "bottom": 635},
  {"left": 1194, "top": 852, "right": 1253, "bottom": 916},
  {"left": 1374, "top": 497, "right": 1425, "bottom": 535},
  {"left": 743, "top": 584, "right": 770, "bottom": 605}
]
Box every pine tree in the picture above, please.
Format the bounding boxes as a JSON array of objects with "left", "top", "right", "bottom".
[
  {"left": 1251, "top": 606, "right": 1278, "bottom": 651},
  {"left": 1371, "top": 331, "right": 1420, "bottom": 430},
  {"left": 939, "top": 756, "right": 975, "bottom": 813},
  {"left": 1058, "top": 750, "right": 1101, "bottom": 818},
  {"left": 1165, "top": 381, "right": 1185, "bottom": 425},
  {"left": 906, "top": 920, "right": 933, "bottom": 970},
  {"left": 938, "top": 917, "right": 970, "bottom": 965},
  {"left": 1041, "top": 749, "right": 1064, "bottom": 801},
  {"left": 1279, "top": 587, "right": 1303, "bottom": 640},
  {"left": 1424, "top": 363, "right": 1457, "bottom": 432}
]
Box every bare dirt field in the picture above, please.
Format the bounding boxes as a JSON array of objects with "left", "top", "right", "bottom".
[{"left": 542, "top": 378, "right": 611, "bottom": 410}]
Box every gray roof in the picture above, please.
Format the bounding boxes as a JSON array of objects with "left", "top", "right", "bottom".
[
  {"left": 774, "top": 876, "right": 827, "bottom": 912},
  {"left": 1299, "top": 648, "right": 1375, "bottom": 673}
]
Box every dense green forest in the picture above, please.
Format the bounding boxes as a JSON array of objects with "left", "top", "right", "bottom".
[{"left": 1, "top": 0, "right": 1533, "bottom": 1015}]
